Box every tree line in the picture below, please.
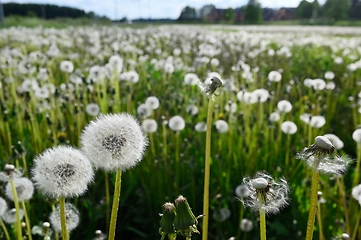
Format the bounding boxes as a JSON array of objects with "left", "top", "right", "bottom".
[
  {"left": 2, "top": 3, "right": 108, "bottom": 20},
  {"left": 178, "top": 0, "right": 361, "bottom": 23}
]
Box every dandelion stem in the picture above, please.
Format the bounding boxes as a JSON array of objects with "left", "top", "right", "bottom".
[
  {"left": 305, "top": 159, "right": 320, "bottom": 240},
  {"left": 21, "top": 201, "right": 33, "bottom": 240},
  {"left": 0, "top": 219, "right": 11, "bottom": 240},
  {"left": 258, "top": 192, "right": 267, "bottom": 240},
  {"left": 316, "top": 202, "right": 324, "bottom": 240},
  {"left": 59, "top": 197, "right": 69, "bottom": 240},
  {"left": 351, "top": 207, "right": 361, "bottom": 240},
  {"left": 336, "top": 177, "right": 349, "bottom": 234},
  {"left": 105, "top": 172, "right": 110, "bottom": 234},
  {"left": 202, "top": 97, "right": 214, "bottom": 240},
  {"left": 9, "top": 177, "right": 22, "bottom": 240},
  {"left": 108, "top": 169, "right": 122, "bottom": 240}
]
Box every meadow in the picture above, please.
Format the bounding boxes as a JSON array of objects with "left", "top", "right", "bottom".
[{"left": 0, "top": 24, "right": 361, "bottom": 240}]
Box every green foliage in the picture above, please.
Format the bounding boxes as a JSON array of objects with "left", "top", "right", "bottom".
[
  {"left": 296, "top": 0, "right": 313, "bottom": 19},
  {"left": 222, "top": 8, "right": 235, "bottom": 23},
  {"left": 322, "top": 0, "right": 350, "bottom": 22},
  {"left": 244, "top": 0, "right": 262, "bottom": 24}
]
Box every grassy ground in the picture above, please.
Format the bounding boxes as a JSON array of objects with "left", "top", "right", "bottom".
[
  {"left": 0, "top": 15, "right": 112, "bottom": 28},
  {"left": 1, "top": 16, "right": 361, "bottom": 29}
]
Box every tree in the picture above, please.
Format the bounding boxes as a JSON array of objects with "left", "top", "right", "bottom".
[
  {"left": 322, "top": 0, "right": 350, "bottom": 21},
  {"left": 178, "top": 6, "right": 198, "bottom": 21},
  {"left": 296, "top": 0, "right": 313, "bottom": 19},
  {"left": 349, "top": 0, "right": 361, "bottom": 19},
  {"left": 244, "top": 0, "right": 262, "bottom": 24},
  {"left": 222, "top": 8, "right": 235, "bottom": 23},
  {"left": 199, "top": 4, "right": 216, "bottom": 20}
]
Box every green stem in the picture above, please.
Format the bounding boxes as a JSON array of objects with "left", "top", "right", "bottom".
[
  {"left": 336, "top": 177, "right": 349, "bottom": 234},
  {"left": 316, "top": 202, "right": 324, "bottom": 240},
  {"left": 21, "top": 201, "right": 32, "bottom": 240},
  {"left": 258, "top": 192, "right": 267, "bottom": 240},
  {"left": 105, "top": 172, "right": 110, "bottom": 234},
  {"left": 0, "top": 219, "right": 11, "bottom": 240},
  {"left": 59, "top": 197, "right": 68, "bottom": 240},
  {"left": 108, "top": 169, "right": 123, "bottom": 240},
  {"left": 175, "top": 132, "right": 180, "bottom": 190},
  {"left": 351, "top": 208, "right": 361, "bottom": 240},
  {"left": 202, "top": 97, "right": 214, "bottom": 240},
  {"left": 9, "top": 178, "right": 22, "bottom": 240},
  {"left": 305, "top": 159, "right": 320, "bottom": 240}
]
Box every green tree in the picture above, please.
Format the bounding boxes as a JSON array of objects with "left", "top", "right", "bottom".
[
  {"left": 296, "top": 0, "right": 313, "bottom": 19},
  {"left": 349, "top": 0, "right": 361, "bottom": 19},
  {"left": 199, "top": 4, "right": 216, "bottom": 20},
  {"left": 178, "top": 6, "right": 198, "bottom": 21},
  {"left": 222, "top": 8, "right": 235, "bottom": 23},
  {"left": 322, "top": 0, "right": 350, "bottom": 21},
  {"left": 244, "top": 0, "right": 262, "bottom": 24}
]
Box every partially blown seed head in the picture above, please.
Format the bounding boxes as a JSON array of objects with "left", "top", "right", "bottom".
[{"left": 49, "top": 203, "right": 80, "bottom": 232}]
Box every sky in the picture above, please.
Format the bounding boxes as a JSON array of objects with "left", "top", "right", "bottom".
[{"left": 2, "top": 0, "right": 326, "bottom": 20}]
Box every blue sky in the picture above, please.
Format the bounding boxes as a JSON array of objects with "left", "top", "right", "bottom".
[{"left": 2, "top": 0, "right": 326, "bottom": 20}]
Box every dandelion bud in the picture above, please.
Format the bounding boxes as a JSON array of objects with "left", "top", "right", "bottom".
[
  {"left": 174, "top": 195, "right": 200, "bottom": 237},
  {"left": 159, "top": 202, "right": 176, "bottom": 235},
  {"left": 240, "top": 218, "right": 253, "bottom": 232},
  {"left": 199, "top": 76, "right": 223, "bottom": 95}
]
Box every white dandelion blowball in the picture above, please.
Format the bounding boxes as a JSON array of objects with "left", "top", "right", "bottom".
[
  {"left": 60, "top": 60, "right": 74, "bottom": 73},
  {"left": 215, "top": 120, "right": 229, "bottom": 133},
  {"left": 49, "top": 203, "right": 80, "bottom": 232},
  {"left": 352, "top": 129, "right": 361, "bottom": 143},
  {"left": 212, "top": 208, "right": 231, "bottom": 222},
  {"left": 168, "top": 116, "right": 185, "bottom": 131},
  {"left": 141, "top": 119, "right": 158, "bottom": 133},
  {"left": 32, "top": 146, "right": 94, "bottom": 199},
  {"left": 5, "top": 177, "right": 34, "bottom": 201},
  {"left": 145, "top": 96, "right": 160, "bottom": 110},
  {"left": 269, "top": 112, "right": 280, "bottom": 122},
  {"left": 277, "top": 100, "right": 292, "bottom": 113},
  {"left": 0, "top": 197, "right": 7, "bottom": 217},
  {"left": 281, "top": 121, "right": 298, "bottom": 134},
  {"left": 2, "top": 208, "right": 24, "bottom": 224},
  {"left": 81, "top": 113, "right": 148, "bottom": 172},
  {"left": 240, "top": 218, "right": 253, "bottom": 232},
  {"left": 86, "top": 103, "right": 100, "bottom": 117}
]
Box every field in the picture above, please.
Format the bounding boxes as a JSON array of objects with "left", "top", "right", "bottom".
[{"left": 0, "top": 24, "right": 361, "bottom": 240}]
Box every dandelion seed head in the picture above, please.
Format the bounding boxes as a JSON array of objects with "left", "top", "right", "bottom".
[
  {"left": 32, "top": 146, "right": 94, "bottom": 198},
  {"left": 269, "top": 112, "right": 280, "bottom": 122},
  {"left": 212, "top": 208, "right": 231, "bottom": 222},
  {"left": 0, "top": 197, "right": 7, "bottom": 217},
  {"left": 169, "top": 116, "right": 185, "bottom": 131},
  {"left": 268, "top": 70, "right": 282, "bottom": 82},
  {"left": 240, "top": 172, "right": 289, "bottom": 215},
  {"left": 2, "top": 208, "right": 24, "bottom": 224},
  {"left": 215, "top": 120, "right": 229, "bottom": 133},
  {"left": 277, "top": 100, "right": 292, "bottom": 113},
  {"left": 309, "top": 116, "right": 326, "bottom": 128},
  {"left": 281, "top": 121, "right": 297, "bottom": 134},
  {"left": 199, "top": 76, "right": 223, "bottom": 95},
  {"left": 323, "top": 134, "right": 344, "bottom": 150},
  {"left": 253, "top": 88, "right": 269, "bottom": 103},
  {"left": 141, "top": 119, "right": 158, "bottom": 133},
  {"left": 240, "top": 219, "right": 253, "bottom": 232},
  {"left": 49, "top": 203, "right": 79, "bottom": 232},
  {"left": 352, "top": 129, "right": 361, "bottom": 143},
  {"left": 195, "top": 122, "right": 207, "bottom": 132},
  {"left": 60, "top": 60, "right": 74, "bottom": 73},
  {"left": 352, "top": 184, "right": 361, "bottom": 204},
  {"left": 137, "top": 104, "right": 152, "bottom": 119},
  {"left": 5, "top": 177, "right": 34, "bottom": 202},
  {"left": 186, "top": 104, "right": 199, "bottom": 115},
  {"left": 86, "top": 103, "right": 100, "bottom": 117},
  {"left": 81, "top": 113, "right": 148, "bottom": 172},
  {"left": 184, "top": 73, "right": 199, "bottom": 86},
  {"left": 145, "top": 96, "right": 160, "bottom": 110},
  {"left": 235, "top": 184, "right": 251, "bottom": 198}
]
